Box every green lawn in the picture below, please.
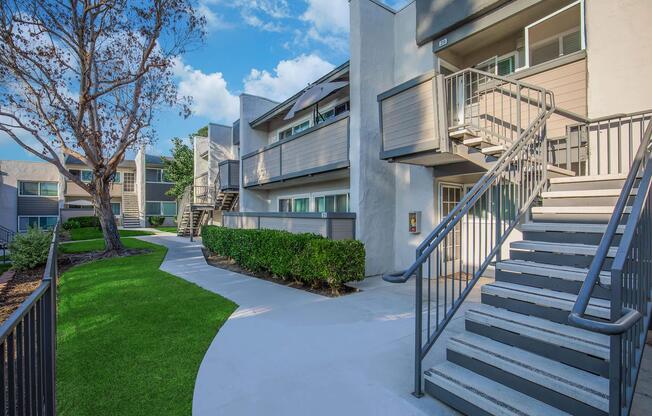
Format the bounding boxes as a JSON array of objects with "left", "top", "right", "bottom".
[
  {"left": 57, "top": 238, "right": 237, "bottom": 416},
  {"left": 155, "top": 226, "right": 178, "bottom": 233},
  {"left": 68, "top": 227, "right": 153, "bottom": 241}
]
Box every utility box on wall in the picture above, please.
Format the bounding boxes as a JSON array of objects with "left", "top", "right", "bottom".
[{"left": 408, "top": 211, "right": 421, "bottom": 234}]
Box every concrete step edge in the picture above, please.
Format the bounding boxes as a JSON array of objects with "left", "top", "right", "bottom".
[
  {"left": 510, "top": 240, "right": 618, "bottom": 257},
  {"left": 496, "top": 259, "right": 611, "bottom": 286}
]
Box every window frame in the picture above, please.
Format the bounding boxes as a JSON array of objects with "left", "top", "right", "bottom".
[
  {"left": 18, "top": 181, "right": 59, "bottom": 197},
  {"left": 111, "top": 202, "right": 121, "bottom": 216},
  {"left": 523, "top": 0, "right": 585, "bottom": 69},
  {"left": 145, "top": 200, "right": 177, "bottom": 217},
  {"left": 274, "top": 117, "right": 313, "bottom": 143},
  {"left": 145, "top": 168, "right": 173, "bottom": 184},
  {"left": 277, "top": 193, "right": 311, "bottom": 213},
  {"left": 17, "top": 215, "right": 59, "bottom": 232},
  {"left": 277, "top": 190, "right": 351, "bottom": 213},
  {"left": 312, "top": 190, "right": 350, "bottom": 213}
]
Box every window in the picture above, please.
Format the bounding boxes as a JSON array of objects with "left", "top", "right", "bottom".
[
  {"left": 146, "top": 201, "right": 177, "bottom": 216},
  {"left": 475, "top": 53, "right": 518, "bottom": 76},
  {"left": 526, "top": 1, "right": 583, "bottom": 67},
  {"left": 278, "top": 196, "right": 309, "bottom": 213},
  {"left": 318, "top": 101, "right": 350, "bottom": 124},
  {"left": 146, "top": 168, "right": 171, "bottom": 183},
  {"left": 19, "top": 181, "right": 58, "bottom": 197},
  {"left": 314, "top": 193, "right": 349, "bottom": 213},
  {"left": 113, "top": 172, "right": 122, "bottom": 183},
  {"left": 277, "top": 119, "right": 312, "bottom": 142},
  {"left": 18, "top": 216, "right": 58, "bottom": 232},
  {"left": 111, "top": 203, "right": 121, "bottom": 216}
]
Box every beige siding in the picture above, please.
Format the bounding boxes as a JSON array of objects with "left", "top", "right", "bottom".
[
  {"left": 65, "top": 181, "right": 123, "bottom": 197},
  {"left": 242, "top": 146, "right": 281, "bottom": 187},
  {"left": 330, "top": 219, "right": 355, "bottom": 240},
  {"left": 282, "top": 117, "right": 349, "bottom": 175},
  {"left": 381, "top": 79, "right": 438, "bottom": 151},
  {"left": 522, "top": 58, "right": 587, "bottom": 137}
]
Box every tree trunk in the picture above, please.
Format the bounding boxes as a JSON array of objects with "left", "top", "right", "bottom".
[{"left": 94, "top": 182, "right": 124, "bottom": 253}]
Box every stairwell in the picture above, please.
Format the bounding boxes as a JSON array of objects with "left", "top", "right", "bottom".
[
  {"left": 424, "top": 173, "right": 629, "bottom": 415},
  {"left": 122, "top": 193, "right": 141, "bottom": 228}
]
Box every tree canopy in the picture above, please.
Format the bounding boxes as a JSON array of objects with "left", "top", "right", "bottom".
[{"left": 164, "top": 137, "right": 194, "bottom": 200}]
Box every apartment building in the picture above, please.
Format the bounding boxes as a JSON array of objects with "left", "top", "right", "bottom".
[
  {"left": 0, "top": 148, "right": 176, "bottom": 233},
  {"left": 205, "top": 1, "right": 652, "bottom": 414}
]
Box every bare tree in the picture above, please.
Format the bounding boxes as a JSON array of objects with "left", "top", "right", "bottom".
[{"left": 0, "top": 0, "right": 204, "bottom": 252}]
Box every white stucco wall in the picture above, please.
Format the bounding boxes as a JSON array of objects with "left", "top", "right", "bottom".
[
  {"left": 0, "top": 160, "right": 61, "bottom": 232},
  {"left": 350, "top": 0, "right": 398, "bottom": 276},
  {"left": 239, "top": 93, "right": 279, "bottom": 212},
  {"left": 208, "top": 123, "right": 234, "bottom": 189},
  {"left": 585, "top": 0, "right": 652, "bottom": 117}
]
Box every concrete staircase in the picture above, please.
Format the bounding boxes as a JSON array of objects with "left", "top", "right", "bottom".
[
  {"left": 424, "top": 174, "right": 632, "bottom": 415},
  {"left": 122, "top": 193, "right": 141, "bottom": 228}
]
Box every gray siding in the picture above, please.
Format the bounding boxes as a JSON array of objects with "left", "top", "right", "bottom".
[
  {"left": 242, "top": 115, "right": 350, "bottom": 187},
  {"left": 381, "top": 78, "right": 438, "bottom": 152},
  {"left": 146, "top": 183, "right": 175, "bottom": 201},
  {"left": 223, "top": 213, "right": 356, "bottom": 240},
  {"left": 330, "top": 219, "right": 356, "bottom": 240},
  {"left": 17, "top": 197, "right": 59, "bottom": 216}
]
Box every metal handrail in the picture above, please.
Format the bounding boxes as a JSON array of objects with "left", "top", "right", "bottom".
[
  {"left": 569, "top": 120, "right": 652, "bottom": 333},
  {"left": 384, "top": 67, "right": 555, "bottom": 397}
]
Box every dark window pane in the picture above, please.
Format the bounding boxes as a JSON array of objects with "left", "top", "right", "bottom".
[
  {"left": 146, "top": 169, "right": 160, "bottom": 182},
  {"left": 20, "top": 182, "right": 39, "bottom": 196},
  {"left": 146, "top": 201, "right": 160, "bottom": 215},
  {"left": 40, "top": 182, "right": 58, "bottom": 196}
]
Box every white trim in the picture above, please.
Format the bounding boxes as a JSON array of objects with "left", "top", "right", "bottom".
[
  {"left": 277, "top": 193, "right": 311, "bottom": 212},
  {"left": 277, "top": 190, "right": 351, "bottom": 213},
  {"left": 438, "top": 58, "right": 460, "bottom": 74},
  {"left": 273, "top": 117, "right": 312, "bottom": 144}
]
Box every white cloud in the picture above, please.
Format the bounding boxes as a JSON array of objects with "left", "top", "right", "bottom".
[
  {"left": 172, "top": 58, "right": 239, "bottom": 123},
  {"left": 243, "top": 54, "right": 335, "bottom": 102},
  {"left": 197, "top": 2, "right": 234, "bottom": 31},
  {"left": 301, "top": 0, "right": 349, "bottom": 34}
]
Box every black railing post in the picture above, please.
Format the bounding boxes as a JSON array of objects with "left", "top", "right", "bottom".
[
  {"left": 494, "top": 185, "right": 502, "bottom": 263},
  {"left": 413, "top": 257, "right": 423, "bottom": 398}
]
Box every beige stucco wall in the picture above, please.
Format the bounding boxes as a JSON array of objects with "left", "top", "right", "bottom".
[
  {"left": 0, "top": 160, "right": 61, "bottom": 232},
  {"left": 586, "top": 0, "right": 652, "bottom": 117}
]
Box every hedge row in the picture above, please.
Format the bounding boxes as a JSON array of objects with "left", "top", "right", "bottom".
[{"left": 201, "top": 226, "right": 365, "bottom": 290}]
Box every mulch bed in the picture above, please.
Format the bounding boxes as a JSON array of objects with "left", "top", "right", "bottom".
[
  {"left": 0, "top": 249, "right": 149, "bottom": 325},
  {"left": 202, "top": 248, "right": 358, "bottom": 298}
]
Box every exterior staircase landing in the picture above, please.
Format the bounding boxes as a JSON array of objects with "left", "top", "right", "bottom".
[{"left": 424, "top": 174, "right": 629, "bottom": 415}]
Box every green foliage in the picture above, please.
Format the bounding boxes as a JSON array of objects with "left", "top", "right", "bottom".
[
  {"left": 163, "top": 137, "right": 194, "bottom": 200},
  {"left": 57, "top": 238, "right": 237, "bottom": 416},
  {"left": 148, "top": 216, "right": 166, "bottom": 226},
  {"left": 71, "top": 216, "right": 100, "bottom": 228},
  {"left": 201, "top": 226, "right": 365, "bottom": 290},
  {"left": 62, "top": 219, "right": 81, "bottom": 230},
  {"left": 9, "top": 228, "right": 52, "bottom": 271},
  {"left": 195, "top": 125, "right": 208, "bottom": 136}
]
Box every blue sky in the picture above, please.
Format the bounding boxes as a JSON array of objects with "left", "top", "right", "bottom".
[{"left": 0, "top": 0, "right": 410, "bottom": 160}]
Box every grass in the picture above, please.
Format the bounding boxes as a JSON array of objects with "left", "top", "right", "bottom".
[
  {"left": 68, "top": 227, "right": 153, "bottom": 241},
  {"left": 155, "top": 226, "right": 177, "bottom": 233},
  {"left": 0, "top": 263, "right": 11, "bottom": 274},
  {"left": 57, "top": 238, "right": 237, "bottom": 416}
]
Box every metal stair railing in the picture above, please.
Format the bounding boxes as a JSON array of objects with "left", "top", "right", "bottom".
[
  {"left": 569, "top": 119, "right": 652, "bottom": 416},
  {"left": 383, "top": 68, "right": 555, "bottom": 397},
  {"left": 0, "top": 224, "right": 16, "bottom": 263}
]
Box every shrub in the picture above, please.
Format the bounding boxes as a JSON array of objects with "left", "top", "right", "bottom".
[
  {"left": 62, "top": 219, "right": 81, "bottom": 230},
  {"left": 201, "top": 226, "right": 365, "bottom": 290},
  {"left": 74, "top": 216, "right": 100, "bottom": 228},
  {"left": 9, "top": 228, "right": 53, "bottom": 271},
  {"left": 148, "top": 216, "right": 166, "bottom": 226}
]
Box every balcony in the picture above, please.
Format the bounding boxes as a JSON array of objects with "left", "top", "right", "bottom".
[
  {"left": 218, "top": 160, "right": 239, "bottom": 192},
  {"left": 242, "top": 113, "right": 350, "bottom": 188},
  {"left": 223, "top": 212, "right": 355, "bottom": 240},
  {"left": 65, "top": 180, "right": 122, "bottom": 197}
]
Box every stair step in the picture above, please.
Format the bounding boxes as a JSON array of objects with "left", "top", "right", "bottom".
[
  {"left": 496, "top": 259, "right": 611, "bottom": 286},
  {"left": 532, "top": 206, "right": 629, "bottom": 214},
  {"left": 541, "top": 188, "right": 637, "bottom": 199},
  {"left": 424, "top": 362, "right": 569, "bottom": 416},
  {"left": 510, "top": 240, "right": 617, "bottom": 258},
  {"left": 481, "top": 281, "right": 610, "bottom": 320},
  {"left": 520, "top": 222, "right": 625, "bottom": 234},
  {"left": 462, "top": 136, "right": 501, "bottom": 147},
  {"left": 466, "top": 304, "right": 609, "bottom": 360},
  {"left": 549, "top": 173, "right": 628, "bottom": 184},
  {"left": 447, "top": 332, "right": 609, "bottom": 413},
  {"left": 448, "top": 127, "right": 479, "bottom": 139},
  {"left": 482, "top": 145, "right": 506, "bottom": 155}
]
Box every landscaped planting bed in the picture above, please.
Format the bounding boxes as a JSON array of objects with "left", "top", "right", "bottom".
[{"left": 201, "top": 226, "right": 365, "bottom": 294}]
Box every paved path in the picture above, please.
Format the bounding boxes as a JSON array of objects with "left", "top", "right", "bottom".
[{"left": 139, "top": 235, "right": 488, "bottom": 416}]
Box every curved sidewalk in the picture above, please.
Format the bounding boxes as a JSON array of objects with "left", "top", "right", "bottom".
[{"left": 140, "top": 235, "right": 464, "bottom": 416}]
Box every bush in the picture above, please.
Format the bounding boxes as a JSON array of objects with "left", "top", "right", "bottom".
[
  {"left": 62, "top": 219, "right": 81, "bottom": 230},
  {"left": 201, "top": 226, "right": 365, "bottom": 290},
  {"left": 74, "top": 216, "right": 100, "bottom": 228},
  {"left": 9, "top": 228, "right": 53, "bottom": 271},
  {"left": 148, "top": 216, "right": 166, "bottom": 226}
]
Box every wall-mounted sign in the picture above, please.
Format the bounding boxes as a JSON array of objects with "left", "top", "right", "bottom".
[{"left": 409, "top": 211, "right": 421, "bottom": 234}]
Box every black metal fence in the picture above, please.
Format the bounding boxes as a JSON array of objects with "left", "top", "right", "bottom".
[{"left": 0, "top": 223, "right": 58, "bottom": 416}]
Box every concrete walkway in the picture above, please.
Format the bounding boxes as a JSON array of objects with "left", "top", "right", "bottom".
[{"left": 139, "top": 234, "right": 484, "bottom": 416}]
